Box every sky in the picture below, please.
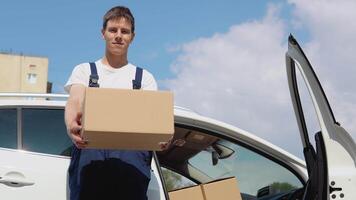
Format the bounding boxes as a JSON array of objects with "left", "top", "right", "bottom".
[{"left": 1, "top": 0, "right": 355, "bottom": 159}]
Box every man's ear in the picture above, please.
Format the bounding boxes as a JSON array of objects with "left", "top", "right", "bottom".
[
  {"left": 101, "top": 29, "right": 105, "bottom": 39},
  {"left": 131, "top": 32, "right": 135, "bottom": 42}
]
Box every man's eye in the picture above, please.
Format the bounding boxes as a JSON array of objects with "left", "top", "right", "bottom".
[
  {"left": 109, "top": 29, "right": 117, "bottom": 33},
  {"left": 121, "top": 29, "right": 131, "bottom": 34}
]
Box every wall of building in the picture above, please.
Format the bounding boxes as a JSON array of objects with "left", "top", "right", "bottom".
[{"left": 0, "top": 53, "right": 48, "bottom": 93}]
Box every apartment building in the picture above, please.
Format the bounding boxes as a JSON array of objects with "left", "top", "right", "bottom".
[{"left": 0, "top": 53, "right": 49, "bottom": 93}]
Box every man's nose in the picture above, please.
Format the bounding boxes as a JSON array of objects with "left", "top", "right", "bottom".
[{"left": 115, "top": 31, "right": 123, "bottom": 40}]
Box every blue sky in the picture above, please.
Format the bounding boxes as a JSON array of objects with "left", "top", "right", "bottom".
[
  {"left": 1, "top": 0, "right": 355, "bottom": 158},
  {"left": 1, "top": 0, "right": 293, "bottom": 90}
]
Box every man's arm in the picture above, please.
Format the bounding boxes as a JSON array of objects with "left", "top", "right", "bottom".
[{"left": 65, "top": 84, "right": 87, "bottom": 148}]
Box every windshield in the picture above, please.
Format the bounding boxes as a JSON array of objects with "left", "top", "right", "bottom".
[{"left": 188, "top": 140, "right": 303, "bottom": 196}]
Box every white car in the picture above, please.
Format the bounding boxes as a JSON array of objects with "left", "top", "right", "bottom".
[{"left": 0, "top": 36, "right": 355, "bottom": 200}]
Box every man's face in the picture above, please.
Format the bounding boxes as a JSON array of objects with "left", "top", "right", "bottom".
[{"left": 102, "top": 17, "right": 135, "bottom": 56}]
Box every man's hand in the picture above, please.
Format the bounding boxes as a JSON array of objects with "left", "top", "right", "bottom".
[
  {"left": 159, "top": 137, "right": 173, "bottom": 151},
  {"left": 65, "top": 84, "right": 87, "bottom": 148},
  {"left": 67, "top": 112, "right": 87, "bottom": 148}
]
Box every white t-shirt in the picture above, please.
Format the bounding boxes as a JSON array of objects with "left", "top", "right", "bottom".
[{"left": 65, "top": 59, "right": 157, "bottom": 92}]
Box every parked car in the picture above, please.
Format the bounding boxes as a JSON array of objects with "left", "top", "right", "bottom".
[{"left": 0, "top": 36, "right": 355, "bottom": 200}]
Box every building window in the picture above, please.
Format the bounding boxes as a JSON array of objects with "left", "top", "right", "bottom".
[
  {"left": 27, "top": 73, "right": 37, "bottom": 84},
  {"left": 29, "top": 64, "right": 36, "bottom": 68}
]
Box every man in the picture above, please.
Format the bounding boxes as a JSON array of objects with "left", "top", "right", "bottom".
[{"left": 65, "top": 6, "right": 157, "bottom": 200}]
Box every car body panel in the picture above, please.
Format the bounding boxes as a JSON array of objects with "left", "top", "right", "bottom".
[{"left": 0, "top": 148, "right": 70, "bottom": 200}]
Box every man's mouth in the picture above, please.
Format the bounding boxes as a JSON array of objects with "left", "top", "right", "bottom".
[{"left": 113, "top": 42, "right": 124, "bottom": 46}]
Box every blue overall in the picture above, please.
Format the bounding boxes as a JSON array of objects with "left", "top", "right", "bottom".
[{"left": 68, "top": 63, "right": 152, "bottom": 200}]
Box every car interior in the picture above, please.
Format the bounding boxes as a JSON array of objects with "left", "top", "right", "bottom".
[{"left": 158, "top": 126, "right": 219, "bottom": 178}]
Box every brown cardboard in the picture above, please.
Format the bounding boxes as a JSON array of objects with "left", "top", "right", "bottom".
[
  {"left": 201, "top": 177, "right": 242, "bottom": 200},
  {"left": 81, "top": 87, "right": 174, "bottom": 151},
  {"left": 169, "top": 185, "right": 204, "bottom": 200},
  {"left": 167, "top": 177, "right": 241, "bottom": 200}
]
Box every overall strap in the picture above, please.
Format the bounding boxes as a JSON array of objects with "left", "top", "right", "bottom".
[
  {"left": 89, "top": 62, "right": 100, "bottom": 88},
  {"left": 132, "top": 67, "right": 143, "bottom": 89},
  {"left": 132, "top": 67, "right": 153, "bottom": 165}
]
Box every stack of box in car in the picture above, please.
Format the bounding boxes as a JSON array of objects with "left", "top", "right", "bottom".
[{"left": 169, "top": 177, "right": 242, "bottom": 200}]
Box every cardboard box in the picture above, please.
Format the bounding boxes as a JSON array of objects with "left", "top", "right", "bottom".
[
  {"left": 169, "top": 185, "right": 204, "bottom": 200},
  {"left": 81, "top": 88, "right": 174, "bottom": 151},
  {"left": 168, "top": 177, "right": 242, "bottom": 200},
  {"left": 201, "top": 177, "right": 242, "bottom": 200}
]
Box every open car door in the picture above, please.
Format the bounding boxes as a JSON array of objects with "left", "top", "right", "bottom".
[{"left": 286, "top": 35, "right": 356, "bottom": 200}]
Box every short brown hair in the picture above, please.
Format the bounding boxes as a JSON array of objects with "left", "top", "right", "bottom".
[{"left": 103, "top": 6, "right": 135, "bottom": 33}]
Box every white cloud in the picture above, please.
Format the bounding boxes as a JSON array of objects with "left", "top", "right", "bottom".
[
  {"left": 164, "top": 1, "right": 356, "bottom": 158},
  {"left": 164, "top": 4, "right": 303, "bottom": 156}
]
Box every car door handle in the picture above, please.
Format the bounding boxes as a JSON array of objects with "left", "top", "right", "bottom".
[{"left": 0, "top": 171, "right": 35, "bottom": 187}]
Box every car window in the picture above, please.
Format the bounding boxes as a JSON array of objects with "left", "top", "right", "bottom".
[
  {"left": 296, "top": 66, "right": 321, "bottom": 135},
  {"left": 161, "top": 167, "right": 196, "bottom": 191},
  {"left": 0, "top": 108, "right": 17, "bottom": 149},
  {"left": 22, "top": 108, "right": 72, "bottom": 156},
  {"left": 188, "top": 139, "right": 303, "bottom": 197}
]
